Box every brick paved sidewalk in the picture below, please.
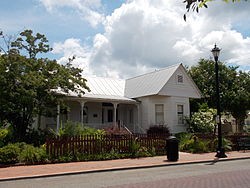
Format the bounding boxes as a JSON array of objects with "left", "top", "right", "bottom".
[{"left": 0, "top": 151, "right": 249, "bottom": 181}]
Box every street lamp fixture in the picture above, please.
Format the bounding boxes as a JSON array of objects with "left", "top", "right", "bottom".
[{"left": 211, "top": 44, "right": 227, "bottom": 158}]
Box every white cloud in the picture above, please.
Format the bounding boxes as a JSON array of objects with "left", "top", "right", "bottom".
[
  {"left": 87, "top": 0, "right": 250, "bottom": 78},
  {"left": 51, "top": 0, "right": 250, "bottom": 78},
  {"left": 89, "top": 0, "right": 190, "bottom": 78},
  {"left": 52, "top": 38, "right": 93, "bottom": 75},
  {"left": 39, "top": 0, "right": 104, "bottom": 27}
]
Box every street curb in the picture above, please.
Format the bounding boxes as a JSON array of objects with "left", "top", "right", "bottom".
[{"left": 1, "top": 156, "right": 249, "bottom": 182}]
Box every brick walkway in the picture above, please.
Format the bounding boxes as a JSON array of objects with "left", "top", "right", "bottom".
[{"left": 0, "top": 151, "right": 249, "bottom": 181}]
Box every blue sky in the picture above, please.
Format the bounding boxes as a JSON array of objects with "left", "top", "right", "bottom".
[{"left": 1, "top": 0, "right": 250, "bottom": 78}]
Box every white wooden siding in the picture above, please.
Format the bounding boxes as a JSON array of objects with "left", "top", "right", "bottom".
[
  {"left": 158, "top": 65, "right": 201, "bottom": 98},
  {"left": 138, "top": 95, "right": 189, "bottom": 133}
]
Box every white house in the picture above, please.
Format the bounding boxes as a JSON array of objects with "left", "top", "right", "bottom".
[{"left": 40, "top": 63, "right": 201, "bottom": 134}]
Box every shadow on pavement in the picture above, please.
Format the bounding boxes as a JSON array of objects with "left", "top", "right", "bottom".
[{"left": 206, "top": 158, "right": 219, "bottom": 165}]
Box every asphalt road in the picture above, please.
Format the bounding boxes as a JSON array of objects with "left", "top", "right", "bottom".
[{"left": 1, "top": 159, "right": 250, "bottom": 188}]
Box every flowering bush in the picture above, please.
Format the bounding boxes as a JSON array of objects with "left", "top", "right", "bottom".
[{"left": 187, "top": 108, "right": 216, "bottom": 133}]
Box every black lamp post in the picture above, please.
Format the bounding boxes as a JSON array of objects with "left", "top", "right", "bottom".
[{"left": 211, "top": 44, "right": 227, "bottom": 158}]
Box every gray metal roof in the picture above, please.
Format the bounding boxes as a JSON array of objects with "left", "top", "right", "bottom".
[
  {"left": 86, "top": 76, "right": 125, "bottom": 96},
  {"left": 124, "top": 64, "right": 180, "bottom": 98},
  {"left": 54, "top": 77, "right": 135, "bottom": 103},
  {"left": 56, "top": 63, "right": 200, "bottom": 101},
  {"left": 83, "top": 76, "right": 135, "bottom": 102}
]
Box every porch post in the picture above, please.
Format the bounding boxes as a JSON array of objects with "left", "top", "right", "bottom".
[
  {"left": 136, "top": 104, "right": 140, "bottom": 133},
  {"left": 112, "top": 102, "right": 118, "bottom": 126},
  {"left": 56, "top": 104, "right": 60, "bottom": 134},
  {"left": 80, "top": 101, "right": 85, "bottom": 126}
]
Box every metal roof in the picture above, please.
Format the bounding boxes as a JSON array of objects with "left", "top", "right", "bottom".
[
  {"left": 53, "top": 77, "right": 135, "bottom": 103},
  {"left": 86, "top": 76, "right": 125, "bottom": 96},
  {"left": 56, "top": 63, "right": 200, "bottom": 102},
  {"left": 83, "top": 76, "right": 135, "bottom": 102},
  {"left": 124, "top": 64, "right": 180, "bottom": 98}
]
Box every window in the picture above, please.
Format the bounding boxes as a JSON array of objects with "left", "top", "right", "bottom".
[
  {"left": 155, "top": 104, "right": 164, "bottom": 124},
  {"left": 177, "top": 105, "right": 184, "bottom": 124},
  {"left": 177, "top": 75, "right": 183, "bottom": 83}
]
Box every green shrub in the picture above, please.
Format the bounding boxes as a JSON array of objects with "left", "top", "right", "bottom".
[
  {"left": 175, "top": 132, "right": 193, "bottom": 150},
  {"left": 177, "top": 132, "right": 233, "bottom": 153},
  {"left": 181, "top": 135, "right": 210, "bottom": 153},
  {"left": 175, "top": 132, "right": 193, "bottom": 142},
  {"left": 135, "top": 146, "right": 152, "bottom": 158},
  {"left": 147, "top": 125, "right": 170, "bottom": 136},
  {"left": 149, "top": 147, "right": 156, "bottom": 156},
  {"left": 129, "top": 139, "right": 154, "bottom": 158},
  {"left": 0, "top": 142, "right": 48, "bottom": 164},
  {"left": 58, "top": 149, "right": 129, "bottom": 162},
  {"left": 50, "top": 121, "right": 105, "bottom": 137},
  {"left": 19, "top": 144, "right": 48, "bottom": 164},
  {"left": 0, "top": 129, "right": 9, "bottom": 147},
  {"left": 130, "top": 139, "right": 141, "bottom": 158},
  {"left": 57, "top": 152, "right": 74, "bottom": 163},
  {"left": 25, "top": 128, "right": 51, "bottom": 147},
  {"left": 209, "top": 138, "right": 233, "bottom": 152},
  {"left": 0, "top": 120, "right": 13, "bottom": 147},
  {"left": 0, "top": 143, "right": 23, "bottom": 164}
]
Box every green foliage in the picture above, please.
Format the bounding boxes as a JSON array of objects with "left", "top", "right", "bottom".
[
  {"left": 0, "top": 143, "right": 23, "bottom": 164},
  {"left": 180, "top": 135, "right": 210, "bottom": 153},
  {"left": 0, "top": 30, "right": 90, "bottom": 141},
  {"left": 176, "top": 132, "right": 196, "bottom": 151},
  {"left": 0, "top": 129, "right": 8, "bottom": 143},
  {"left": 183, "top": 0, "right": 243, "bottom": 21},
  {"left": 188, "top": 59, "right": 250, "bottom": 131},
  {"left": 147, "top": 125, "right": 170, "bottom": 136},
  {"left": 57, "top": 152, "right": 75, "bottom": 163},
  {"left": 53, "top": 149, "right": 130, "bottom": 163},
  {"left": 209, "top": 137, "right": 233, "bottom": 151},
  {"left": 19, "top": 144, "right": 48, "bottom": 164},
  {"left": 77, "top": 149, "right": 129, "bottom": 161},
  {"left": 50, "top": 121, "right": 106, "bottom": 137},
  {"left": 176, "top": 132, "right": 233, "bottom": 153},
  {"left": 188, "top": 59, "right": 236, "bottom": 110},
  {"left": 0, "top": 142, "right": 48, "bottom": 164},
  {"left": 130, "top": 139, "right": 141, "bottom": 158},
  {"left": 175, "top": 132, "right": 193, "bottom": 146},
  {"left": 187, "top": 108, "right": 216, "bottom": 133},
  {"left": 243, "top": 125, "right": 250, "bottom": 133},
  {"left": 135, "top": 146, "right": 153, "bottom": 158},
  {"left": 0, "top": 120, "right": 13, "bottom": 147},
  {"left": 25, "top": 128, "right": 51, "bottom": 147},
  {"left": 225, "top": 71, "right": 250, "bottom": 130},
  {"left": 130, "top": 139, "right": 155, "bottom": 158},
  {"left": 11, "top": 29, "right": 52, "bottom": 59}
]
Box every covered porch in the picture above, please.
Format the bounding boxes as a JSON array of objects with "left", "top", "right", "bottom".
[{"left": 53, "top": 97, "right": 142, "bottom": 133}]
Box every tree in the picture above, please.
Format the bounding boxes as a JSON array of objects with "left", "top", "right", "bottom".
[
  {"left": 224, "top": 71, "right": 250, "bottom": 131},
  {"left": 0, "top": 30, "right": 89, "bottom": 141},
  {"left": 188, "top": 59, "right": 236, "bottom": 110},
  {"left": 11, "top": 29, "right": 52, "bottom": 59},
  {"left": 188, "top": 59, "right": 250, "bottom": 131},
  {"left": 183, "top": 0, "right": 245, "bottom": 21}
]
